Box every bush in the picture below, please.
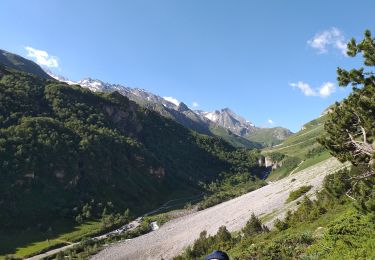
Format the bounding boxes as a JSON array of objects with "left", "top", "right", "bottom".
[
  {"left": 286, "top": 185, "right": 312, "bottom": 203},
  {"left": 274, "top": 218, "right": 289, "bottom": 231},
  {"left": 242, "top": 213, "right": 267, "bottom": 237}
]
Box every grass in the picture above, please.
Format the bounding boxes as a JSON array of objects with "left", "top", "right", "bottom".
[
  {"left": 229, "top": 202, "right": 354, "bottom": 259},
  {"left": 0, "top": 220, "right": 102, "bottom": 259},
  {"left": 263, "top": 115, "right": 332, "bottom": 181},
  {"left": 295, "top": 150, "right": 331, "bottom": 172},
  {"left": 259, "top": 209, "right": 279, "bottom": 223},
  {"left": 286, "top": 185, "right": 313, "bottom": 203},
  {"left": 0, "top": 189, "right": 204, "bottom": 259}
]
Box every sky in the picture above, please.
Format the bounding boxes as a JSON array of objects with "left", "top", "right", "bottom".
[{"left": 1, "top": 0, "right": 374, "bottom": 132}]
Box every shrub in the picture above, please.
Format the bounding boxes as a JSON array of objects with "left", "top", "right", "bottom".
[
  {"left": 242, "top": 213, "right": 266, "bottom": 237},
  {"left": 274, "top": 218, "right": 289, "bottom": 231},
  {"left": 286, "top": 185, "right": 312, "bottom": 203}
]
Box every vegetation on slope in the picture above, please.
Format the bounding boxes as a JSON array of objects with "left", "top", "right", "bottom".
[
  {"left": 263, "top": 115, "right": 330, "bottom": 180},
  {"left": 286, "top": 185, "right": 312, "bottom": 203},
  {"left": 246, "top": 127, "right": 293, "bottom": 147},
  {"left": 0, "top": 49, "right": 52, "bottom": 79},
  {"left": 0, "top": 66, "right": 264, "bottom": 257},
  {"left": 174, "top": 167, "right": 375, "bottom": 259}
]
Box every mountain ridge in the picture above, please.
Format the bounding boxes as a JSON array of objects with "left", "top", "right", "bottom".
[
  {"left": 0, "top": 49, "right": 292, "bottom": 148},
  {"left": 0, "top": 49, "right": 52, "bottom": 79},
  {"left": 49, "top": 73, "right": 293, "bottom": 147}
]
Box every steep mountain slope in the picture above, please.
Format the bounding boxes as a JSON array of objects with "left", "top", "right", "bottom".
[
  {"left": 0, "top": 49, "right": 52, "bottom": 79},
  {"left": 196, "top": 108, "right": 256, "bottom": 136},
  {"left": 50, "top": 75, "right": 261, "bottom": 148},
  {"left": 0, "top": 65, "right": 262, "bottom": 231},
  {"left": 262, "top": 114, "right": 330, "bottom": 180},
  {"left": 197, "top": 108, "right": 293, "bottom": 146}
]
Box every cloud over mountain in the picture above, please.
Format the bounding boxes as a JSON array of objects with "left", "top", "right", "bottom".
[{"left": 25, "top": 46, "right": 59, "bottom": 68}]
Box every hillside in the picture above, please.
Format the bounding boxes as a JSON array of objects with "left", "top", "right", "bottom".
[
  {"left": 262, "top": 114, "right": 331, "bottom": 180},
  {"left": 245, "top": 127, "right": 293, "bottom": 147},
  {"left": 0, "top": 47, "right": 291, "bottom": 150},
  {"left": 0, "top": 49, "right": 52, "bottom": 79},
  {"left": 196, "top": 108, "right": 293, "bottom": 147},
  {"left": 0, "top": 65, "right": 263, "bottom": 254}
]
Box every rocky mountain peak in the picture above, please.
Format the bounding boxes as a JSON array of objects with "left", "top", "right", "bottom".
[
  {"left": 196, "top": 108, "right": 256, "bottom": 137},
  {"left": 177, "top": 102, "right": 189, "bottom": 112}
]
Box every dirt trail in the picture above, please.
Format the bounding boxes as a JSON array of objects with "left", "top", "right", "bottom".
[{"left": 92, "top": 157, "right": 347, "bottom": 260}]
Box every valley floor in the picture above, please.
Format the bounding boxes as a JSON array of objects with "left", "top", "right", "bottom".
[{"left": 92, "top": 157, "right": 346, "bottom": 260}]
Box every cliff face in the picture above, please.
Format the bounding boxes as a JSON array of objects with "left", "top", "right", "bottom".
[{"left": 258, "top": 155, "right": 283, "bottom": 169}]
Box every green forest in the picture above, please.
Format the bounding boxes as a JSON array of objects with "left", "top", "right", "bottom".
[{"left": 0, "top": 64, "right": 264, "bottom": 255}]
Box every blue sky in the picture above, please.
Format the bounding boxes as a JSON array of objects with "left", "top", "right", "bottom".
[{"left": 1, "top": 0, "right": 374, "bottom": 132}]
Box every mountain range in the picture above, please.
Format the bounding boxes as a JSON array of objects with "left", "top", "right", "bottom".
[
  {"left": 0, "top": 49, "right": 292, "bottom": 148},
  {"left": 48, "top": 71, "right": 293, "bottom": 148}
]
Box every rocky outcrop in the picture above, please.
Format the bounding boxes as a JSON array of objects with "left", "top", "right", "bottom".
[{"left": 258, "top": 155, "right": 283, "bottom": 169}]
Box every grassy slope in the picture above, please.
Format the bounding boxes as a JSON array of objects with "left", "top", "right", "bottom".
[
  {"left": 228, "top": 205, "right": 374, "bottom": 259},
  {"left": 209, "top": 125, "right": 262, "bottom": 149},
  {"left": 246, "top": 127, "right": 292, "bottom": 147},
  {"left": 263, "top": 115, "right": 331, "bottom": 181},
  {"left": 0, "top": 221, "right": 101, "bottom": 259}
]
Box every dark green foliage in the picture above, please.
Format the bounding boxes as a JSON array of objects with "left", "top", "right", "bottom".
[
  {"left": 242, "top": 213, "right": 267, "bottom": 237},
  {"left": 320, "top": 30, "right": 375, "bottom": 181},
  {"left": 174, "top": 226, "right": 237, "bottom": 259},
  {"left": 281, "top": 156, "right": 301, "bottom": 171},
  {"left": 286, "top": 185, "right": 312, "bottom": 202},
  {"left": 306, "top": 209, "right": 375, "bottom": 259},
  {"left": 267, "top": 152, "right": 285, "bottom": 162},
  {"left": 240, "top": 233, "right": 314, "bottom": 259},
  {"left": 0, "top": 66, "right": 261, "bottom": 233},
  {"left": 323, "top": 169, "right": 352, "bottom": 198},
  {"left": 198, "top": 172, "right": 265, "bottom": 210},
  {"left": 306, "top": 145, "right": 326, "bottom": 158},
  {"left": 216, "top": 226, "right": 232, "bottom": 243},
  {"left": 273, "top": 218, "right": 289, "bottom": 231}
]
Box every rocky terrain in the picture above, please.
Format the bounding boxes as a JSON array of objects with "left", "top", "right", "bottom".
[{"left": 92, "top": 157, "right": 347, "bottom": 260}]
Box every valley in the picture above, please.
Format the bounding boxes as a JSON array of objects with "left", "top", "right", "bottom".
[{"left": 0, "top": 25, "right": 374, "bottom": 260}]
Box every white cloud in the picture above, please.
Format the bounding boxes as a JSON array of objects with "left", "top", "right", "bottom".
[
  {"left": 290, "top": 81, "right": 316, "bottom": 96},
  {"left": 192, "top": 102, "right": 199, "bottom": 108},
  {"left": 267, "top": 119, "right": 274, "bottom": 125},
  {"left": 307, "top": 27, "right": 347, "bottom": 55},
  {"left": 318, "top": 82, "right": 336, "bottom": 97},
  {"left": 290, "top": 81, "right": 336, "bottom": 98},
  {"left": 25, "top": 46, "right": 59, "bottom": 68},
  {"left": 163, "top": 96, "right": 180, "bottom": 106}
]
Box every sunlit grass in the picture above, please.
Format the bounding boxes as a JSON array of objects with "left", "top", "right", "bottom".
[{"left": 1, "top": 220, "right": 101, "bottom": 259}]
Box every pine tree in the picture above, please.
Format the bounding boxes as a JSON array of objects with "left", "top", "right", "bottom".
[
  {"left": 320, "top": 30, "right": 375, "bottom": 183},
  {"left": 242, "top": 213, "right": 264, "bottom": 236}
]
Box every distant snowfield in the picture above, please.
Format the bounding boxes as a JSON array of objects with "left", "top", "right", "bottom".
[{"left": 92, "top": 158, "right": 347, "bottom": 260}]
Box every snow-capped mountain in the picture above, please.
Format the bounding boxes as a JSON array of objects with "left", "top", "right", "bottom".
[
  {"left": 46, "top": 71, "right": 292, "bottom": 147},
  {"left": 46, "top": 72, "right": 180, "bottom": 110},
  {"left": 196, "top": 108, "right": 256, "bottom": 136}
]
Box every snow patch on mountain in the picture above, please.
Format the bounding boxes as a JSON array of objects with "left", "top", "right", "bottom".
[{"left": 163, "top": 97, "right": 180, "bottom": 107}]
